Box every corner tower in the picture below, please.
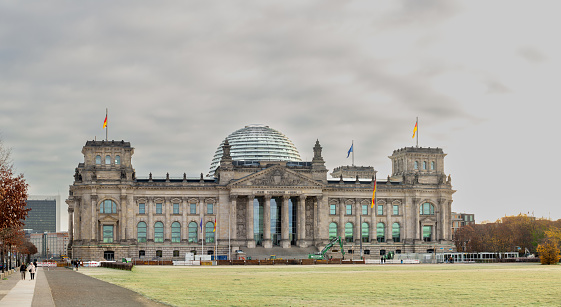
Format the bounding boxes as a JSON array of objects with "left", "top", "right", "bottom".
[{"left": 389, "top": 147, "right": 448, "bottom": 185}]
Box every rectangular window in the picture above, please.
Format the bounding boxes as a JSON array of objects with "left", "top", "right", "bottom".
[
  {"left": 393, "top": 205, "right": 399, "bottom": 215},
  {"left": 362, "top": 205, "right": 368, "bottom": 215},
  {"left": 103, "top": 225, "right": 113, "bottom": 243},
  {"left": 190, "top": 203, "right": 196, "bottom": 214},
  {"left": 330, "top": 204, "right": 336, "bottom": 215},
  {"left": 173, "top": 203, "right": 179, "bottom": 214},
  {"left": 207, "top": 203, "right": 213, "bottom": 214},
  {"left": 156, "top": 203, "right": 162, "bottom": 214},
  {"left": 346, "top": 204, "right": 352, "bottom": 215},
  {"left": 377, "top": 204, "right": 383, "bottom": 215},
  {"left": 139, "top": 203, "right": 145, "bottom": 214}
]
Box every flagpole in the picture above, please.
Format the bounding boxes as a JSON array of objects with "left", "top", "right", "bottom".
[
  {"left": 416, "top": 117, "right": 418, "bottom": 148},
  {"left": 201, "top": 219, "right": 204, "bottom": 259},
  {"left": 352, "top": 140, "right": 355, "bottom": 166},
  {"left": 106, "top": 108, "right": 108, "bottom": 141}
]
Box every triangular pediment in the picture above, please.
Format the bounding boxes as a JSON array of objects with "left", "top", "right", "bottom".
[
  {"left": 229, "top": 165, "right": 324, "bottom": 188},
  {"left": 98, "top": 214, "right": 119, "bottom": 223}
]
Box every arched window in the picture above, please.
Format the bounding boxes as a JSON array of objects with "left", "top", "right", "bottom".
[
  {"left": 431, "top": 161, "right": 435, "bottom": 170},
  {"left": 105, "top": 155, "right": 111, "bottom": 165},
  {"left": 188, "top": 222, "right": 198, "bottom": 243},
  {"left": 115, "top": 155, "right": 121, "bottom": 165},
  {"left": 95, "top": 155, "right": 101, "bottom": 165},
  {"left": 329, "top": 222, "right": 338, "bottom": 240},
  {"left": 137, "top": 222, "right": 147, "bottom": 243},
  {"left": 423, "top": 161, "right": 427, "bottom": 170},
  {"left": 100, "top": 200, "right": 117, "bottom": 214},
  {"left": 414, "top": 161, "right": 418, "bottom": 169},
  {"left": 361, "top": 222, "right": 369, "bottom": 243},
  {"left": 345, "top": 222, "right": 353, "bottom": 243},
  {"left": 420, "top": 203, "right": 435, "bottom": 215},
  {"left": 154, "top": 222, "right": 164, "bottom": 243},
  {"left": 171, "top": 222, "right": 181, "bottom": 243},
  {"left": 392, "top": 223, "right": 401, "bottom": 242},
  {"left": 377, "top": 223, "right": 385, "bottom": 242},
  {"left": 205, "top": 221, "right": 215, "bottom": 243}
]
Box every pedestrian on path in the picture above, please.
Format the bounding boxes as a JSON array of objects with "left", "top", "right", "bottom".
[
  {"left": 19, "top": 263, "right": 27, "bottom": 280},
  {"left": 28, "top": 262, "right": 36, "bottom": 280}
]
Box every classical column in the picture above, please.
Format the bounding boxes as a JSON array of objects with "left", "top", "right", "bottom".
[
  {"left": 281, "top": 195, "right": 290, "bottom": 248},
  {"left": 246, "top": 196, "right": 255, "bottom": 248},
  {"left": 91, "top": 195, "right": 97, "bottom": 242},
  {"left": 147, "top": 197, "right": 154, "bottom": 241},
  {"left": 74, "top": 198, "right": 81, "bottom": 241},
  {"left": 182, "top": 198, "right": 188, "bottom": 242},
  {"left": 315, "top": 196, "right": 322, "bottom": 242},
  {"left": 164, "top": 197, "right": 171, "bottom": 242},
  {"left": 297, "top": 195, "right": 306, "bottom": 247},
  {"left": 354, "top": 200, "right": 361, "bottom": 244},
  {"left": 68, "top": 206, "right": 74, "bottom": 242},
  {"left": 263, "top": 195, "right": 272, "bottom": 248},
  {"left": 338, "top": 198, "right": 345, "bottom": 239},
  {"left": 230, "top": 195, "right": 237, "bottom": 240},
  {"left": 126, "top": 194, "right": 134, "bottom": 242},
  {"left": 198, "top": 198, "right": 205, "bottom": 242},
  {"left": 386, "top": 201, "right": 392, "bottom": 243},
  {"left": 120, "top": 194, "right": 127, "bottom": 242}
]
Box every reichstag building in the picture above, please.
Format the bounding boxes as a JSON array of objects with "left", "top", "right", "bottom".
[{"left": 67, "top": 124, "right": 456, "bottom": 261}]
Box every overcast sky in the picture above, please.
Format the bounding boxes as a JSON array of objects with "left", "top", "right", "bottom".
[{"left": 1, "top": 0, "right": 559, "bottom": 230}]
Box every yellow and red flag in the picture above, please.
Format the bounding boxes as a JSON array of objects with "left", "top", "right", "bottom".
[
  {"left": 371, "top": 175, "right": 377, "bottom": 208},
  {"left": 103, "top": 115, "right": 107, "bottom": 129},
  {"left": 412, "top": 121, "right": 417, "bottom": 138}
]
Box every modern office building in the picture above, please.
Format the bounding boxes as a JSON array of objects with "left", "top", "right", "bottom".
[
  {"left": 25, "top": 196, "right": 61, "bottom": 233},
  {"left": 67, "top": 124, "right": 456, "bottom": 261},
  {"left": 29, "top": 232, "right": 69, "bottom": 259}
]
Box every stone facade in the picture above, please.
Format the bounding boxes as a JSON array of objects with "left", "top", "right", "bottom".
[{"left": 67, "top": 140, "right": 456, "bottom": 261}]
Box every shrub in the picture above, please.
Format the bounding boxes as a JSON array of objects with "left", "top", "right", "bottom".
[{"left": 537, "top": 240, "right": 560, "bottom": 265}]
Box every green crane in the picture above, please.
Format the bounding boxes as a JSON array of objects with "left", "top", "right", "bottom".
[{"left": 308, "top": 236, "right": 345, "bottom": 260}]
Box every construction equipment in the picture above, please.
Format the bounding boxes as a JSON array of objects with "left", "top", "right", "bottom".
[{"left": 308, "top": 236, "right": 345, "bottom": 260}]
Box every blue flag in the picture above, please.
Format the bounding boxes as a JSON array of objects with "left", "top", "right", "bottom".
[
  {"left": 347, "top": 144, "right": 353, "bottom": 158},
  {"left": 200, "top": 219, "right": 203, "bottom": 231}
]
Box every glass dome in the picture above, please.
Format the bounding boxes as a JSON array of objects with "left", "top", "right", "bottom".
[{"left": 209, "top": 124, "right": 301, "bottom": 175}]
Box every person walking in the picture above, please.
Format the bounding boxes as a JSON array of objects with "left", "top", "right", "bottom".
[
  {"left": 20, "top": 263, "right": 27, "bottom": 280},
  {"left": 28, "top": 262, "right": 36, "bottom": 280}
]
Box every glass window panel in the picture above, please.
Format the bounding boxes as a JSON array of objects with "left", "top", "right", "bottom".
[
  {"left": 362, "top": 205, "right": 368, "bottom": 215},
  {"left": 346, "top": 204, "right": 352, "bottom": 215},
  {"left": 139, "top": 203, "right": 145, "bottom": 214},
  {"left": 205, "top": 221, "right": 215, "bottom": 243},
  {"left": 330, "top": 204, "right": 336, "bottom": 215},
  {"left": 115, "top": 155, "right": 121, "bottom": 165},
  {"left": 431, "top": 161, "right": 435, "bottom": 170},
  {"left": 173, "top": 203, "right": 179, "bottom": 214},
  {"left": 156, "top": 203, "right": 162, "bottom": 214},
  {"left": 392, "top": 223, "right": 400, "bottom": 242},
  {"left": 423, "top": 225, "right": 432, "bottom": 241},
  {"left": 137, "top": 222, "right": 147, "bottom": 243},
  {"left": 377, "top": 223, "right": 385, "bottom": 242},
  {"left": 377, "top": 205, "right": 383, "bottom": 215},
  {"left": 188, "top": 222, "right": 198, "bottom": 243},
  {"left": 171, "top": 222, "right": 181, "bottom": 243},
  {"left": 361, "top": 222, "right": 369, "bottom": 242},
  {"left": 329, "top": 223, "right": 337, "bottom": 240},
  {"left": 105, "top": 155, "right": 111, "bottom": 165},
  {"left": 345, "top": 222, "right": 353, "bottom": 242},
  {"left": 414, "top": 161, "right": 418, "bottom": 169},
  {"left": 207, "top": 204, "right": 214, "bottom": 214},
  {"left": 103, "top": 225, "right": 113, "bottom": 243},
  {"left": 154, "top": 222, "right": 164, "bottom": 243},
  {"left": 393, "top": 205, "right": 399, "bottom": 215},
  {"left": 190, "top": 204, "right": 196, "bottom": 214},
  {"left": 95, "top": 155, "right": 101, "bottom": 165}
]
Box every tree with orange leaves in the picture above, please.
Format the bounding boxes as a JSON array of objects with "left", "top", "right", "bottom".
[{"left": 0, "top": 139, "right": 29, "bottom": 272}]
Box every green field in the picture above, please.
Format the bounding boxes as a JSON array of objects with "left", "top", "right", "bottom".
[{"left": 79, "top": 263, "right": 561, "bottom": 306}]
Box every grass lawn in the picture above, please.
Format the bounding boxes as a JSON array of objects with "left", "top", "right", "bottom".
[{"left": 79, "top": 263, "right": 561, "bottom": 306}]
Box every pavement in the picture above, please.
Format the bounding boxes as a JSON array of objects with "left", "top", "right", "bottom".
[{"left": 0, "top": 266, "right": 167, "bottom": 307}]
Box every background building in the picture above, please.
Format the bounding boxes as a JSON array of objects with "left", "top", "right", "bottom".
[
  {"left": 29, "top": 232, "right": 69, "bottom": 259},
  {"left": 25, "top": 196, "right": 61, "bottom": 233},
  {"left": 67, "top": 125, "right": 456, "bottom": 261}
]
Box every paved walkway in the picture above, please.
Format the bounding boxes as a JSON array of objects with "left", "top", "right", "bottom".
[{"left": 0, "top": 267, "right": 166, "bottom": 307}]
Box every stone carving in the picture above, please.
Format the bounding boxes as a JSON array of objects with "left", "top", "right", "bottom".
[
  {"left": 74, "top": 168, "right": 82, "bottom": 182},
  {"left": 252, "top": 169, "right": 303, "bottom": 186},
  {"left": 121, "top": 169, "right": 126, "bottom": 179},
  {"left": 305, "top": 199, "right": 314, "bottom": 238}
]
